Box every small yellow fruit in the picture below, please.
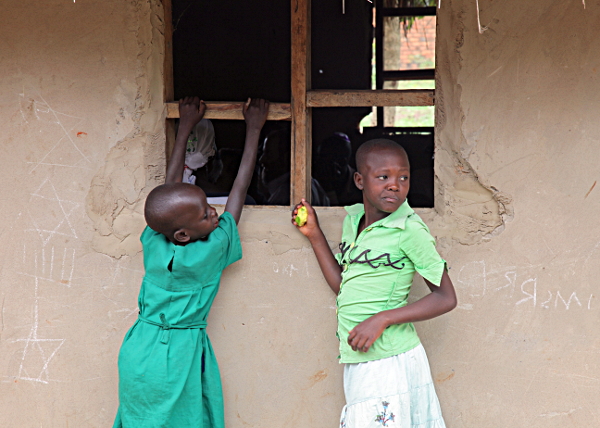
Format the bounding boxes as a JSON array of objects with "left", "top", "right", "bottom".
[{"left": 295, "top": 206, "right": 308, "bottom": 227}]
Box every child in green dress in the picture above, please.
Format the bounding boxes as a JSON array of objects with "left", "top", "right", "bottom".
[{"left": 113, "top": 96, "right": 269, "bottom": 428}]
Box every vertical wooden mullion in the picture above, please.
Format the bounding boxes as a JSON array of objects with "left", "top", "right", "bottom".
[
  {"left": 164, "top": 0, "right": 176, "bottom": 164},
  {"left": 290, "top": 0, "right": 312, "bottom": 205},
  {"left": 375, "top": 0, "right": 384, "bottom": 127}
]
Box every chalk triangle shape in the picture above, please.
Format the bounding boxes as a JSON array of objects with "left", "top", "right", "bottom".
[
  {"left": 28, "top": 215, "right": 79, "bottom": 244},
  {"left": 28, "top": 180, "right": 79, "bottom": 244},
  {"left": 29, "top": 134, "right": 91, "bottom": 170},
  {"left": 17, "top": 338, "right": 64, "bottom": 383},
  {"left": 23, "top": 98, "right": 90, "bottom": 170},
  {"left": 29, "top": 195, "right": 79, "bottom": 219}
]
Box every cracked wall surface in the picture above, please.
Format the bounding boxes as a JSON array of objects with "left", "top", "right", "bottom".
[
  {"left": 85, "top": 0, "right": 167, "bottom": 258},
  {"left": 0, "top": 1, "right": 165, "bottom": 426},
  {"left": 433, "top": 5, "right": 514, "bottom": 245},
  {"left": 429, "top": 1, "right": 600, "bottom": 426},
  {"left": 2, "top": 0, "right": 600, "bottom": 427}
]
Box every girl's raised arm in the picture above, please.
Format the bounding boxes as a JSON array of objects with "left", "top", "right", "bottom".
[
  {"left": 225, "top": 98, "right": 269, "bottom": 223},
  {"left": 166, "top": 97, "right": 206, "bottom": 184}
]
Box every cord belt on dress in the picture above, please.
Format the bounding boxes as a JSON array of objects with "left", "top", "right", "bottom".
[{"left": 138, "top": 313, "right": 207, "bottom": 344}]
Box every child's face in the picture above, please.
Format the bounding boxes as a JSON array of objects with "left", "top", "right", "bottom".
[
  {"left": 175, "top": 188, "right": 219, "bottom": 242},
  {"left": 354, "top": 148, "right": 410, "bottom": 215}
]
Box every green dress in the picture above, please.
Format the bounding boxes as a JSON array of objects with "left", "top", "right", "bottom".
[{"left": 113, "top": 212, "right": 242, "bottom": 428}]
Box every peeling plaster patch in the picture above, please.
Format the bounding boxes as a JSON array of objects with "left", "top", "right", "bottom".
[
  {"left": 86, "top": 146, "right": 146, "bottom": 254},
  {"left": 111, "top": 80, "right": 137, "bottom": 143},
  {"left": 434, "top": 144, "right": 513, "bottom": 245},
  {"left": 433, "top": 9, "right": 513, "bottom": 246},
  {"left": 85, "top": 0, "right": 167, "bottom": 258},
  {"left": 86, "top": 137, "right": 146, "bottom": 258}
]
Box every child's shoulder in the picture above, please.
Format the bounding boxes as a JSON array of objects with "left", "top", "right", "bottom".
[
  {"left": 218, "top": 210, "right": 236, "bottom": 224},
  {"left": 401, "top": 211, "right": 437, "bottom": 248},
  {"left": 342, "top": 203, "right": 364, "bottom": 220},
  {"left": 404, "top": 209, "right": 429, "bottom": 227},
  {"left": 210, "top": 211, "right": 240, "bottom": 244},
  {"left": 141, "top": 224, "right": 161, "bottom": 242},
  {"left": 340, "top": 203, "right": 363, "bottom": 230},
  {"left": 343, "top": 203, "right": 364, "bottom": 215}
]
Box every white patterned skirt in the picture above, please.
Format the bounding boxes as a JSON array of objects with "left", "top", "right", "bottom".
[{"left": 340, "top": 344, "right": 446, "bottom": 428}]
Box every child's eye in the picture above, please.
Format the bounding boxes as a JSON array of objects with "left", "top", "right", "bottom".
[
  {"left": 378, "top": 175, "right": 387, "bottom": 180},
  {"left": 400, "top": 176, "right": 409, "bottom": 181}
]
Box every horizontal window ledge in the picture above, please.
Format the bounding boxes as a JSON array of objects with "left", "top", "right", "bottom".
[
  {"left": 166, "top": 101, "right": 291, "bottom": 120},
  {"left": 363, "top": 126, "right": 434, "bottom": 134},
  {"left": 382, "top": 7, "right": 437, "bottom": 17},
  {"left": 307, "top": 89, "right": 434, "bottom": 107},
  {"left": 383, "top": 69, "right": 435, "bottom": 81},
  {"left": 165, "top": 90, "right": 434, "bottom": 119}
]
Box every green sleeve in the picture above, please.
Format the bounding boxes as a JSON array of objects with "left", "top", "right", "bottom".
[
  {"left": 217, "top": 211, "right": 242, "bottom": 269},
  {"left": 402, "top": 217, "right": 445, "bottom": 286}
]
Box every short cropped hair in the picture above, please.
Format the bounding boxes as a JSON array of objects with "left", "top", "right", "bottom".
[
  {"left": 355, "top": 139, "right": 408, "bottom": 173},
  {"left": 145, "top": 183, "right": 198, "bottom": 235}
]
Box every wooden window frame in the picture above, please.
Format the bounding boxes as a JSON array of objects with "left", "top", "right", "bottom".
[
  {"left": 163, "top": 0, "right": 435, "bottom": 206},
  {"left": 375, "top": 2, "right": 436, "bottom": 126}
]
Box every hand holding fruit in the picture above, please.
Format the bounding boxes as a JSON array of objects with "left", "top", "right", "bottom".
[
  {"left": 291, "top": 199, "right": 319, "bottom": 237},
  {"left": 295, "top": 206, "right": 308, "bottom": 227}
]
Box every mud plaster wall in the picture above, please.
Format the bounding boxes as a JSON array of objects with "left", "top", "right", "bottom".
[
  {"left": 431, "top": 0, "right": 600, "bottom": 426},
  {"left": 1, "top": 1, "right": 600, "bottom": 428},
  {"left": 0, "top": 1, "right": 164, "bottom": 426}
]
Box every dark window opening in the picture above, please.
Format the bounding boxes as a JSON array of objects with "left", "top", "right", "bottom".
[
  {"left": 172, "top": 0, "right": 291, "bottom": 205},
  {"left": 171, "top": 0, "right": 435, "bottom": 208}
]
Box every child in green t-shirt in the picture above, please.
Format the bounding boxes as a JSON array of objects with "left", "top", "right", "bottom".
[
  {"left": 113, "top": 97, "right": 269, "bottom": 428},
  {"left": 292, "top": 138, "right": 457, "bottom": 428}
]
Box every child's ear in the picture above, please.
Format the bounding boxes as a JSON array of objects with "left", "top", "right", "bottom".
[
  {"left": 173, "top": 229, "right": 191, "bottom": 244},
  {"left": 354, "top": 171, "right": 364, "bottom": 190}
]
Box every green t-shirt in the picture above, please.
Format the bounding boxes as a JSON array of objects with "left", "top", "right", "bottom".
[{"left": 334, "top": 201, "right": 445, "bottom": 364}]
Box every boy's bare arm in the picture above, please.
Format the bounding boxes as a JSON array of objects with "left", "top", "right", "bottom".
[
  {"left": 293, "top": 200, "right": 343, "bottom": 294},
  {"left": 165, "top": 97, "right": 206, "bottom": 184},
  {"left": 347, "top": 270, "right": 457, "bottom": 353},
  {"left": 225, "top": 98, "right": 269, "bottom": 223}
]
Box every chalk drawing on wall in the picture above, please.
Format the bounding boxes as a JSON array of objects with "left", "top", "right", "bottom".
[
  {"left": 18, "top": 244, "right": 75, "bottom": 287},
  {"left": 9, "top": 253, "right": 66, "bottom": 384},
  {"left": 18, "top": 90, "right": 90, "bottom": 172},
  {"left": 271, "top": 261, "right": 310, "bottom": 278},
  {"left": 3, "top": 90, "right": 89, "bottom": 386},
  {"left": 456, "top": 260, "right": 594, "bottom": 311},
  {"left": 25, "top": 178, "right": 79, "bottom": 246}
]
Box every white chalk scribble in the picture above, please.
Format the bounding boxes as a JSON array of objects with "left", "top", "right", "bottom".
[
  {"left": 25, "top": 178, "right": 79, "bottom": 246},
  {"left": 10, "top": 253, "right": 65, "bottom": 384},
  {"left": 18, "top": 90, "right": 90, "bottom": 172}
]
